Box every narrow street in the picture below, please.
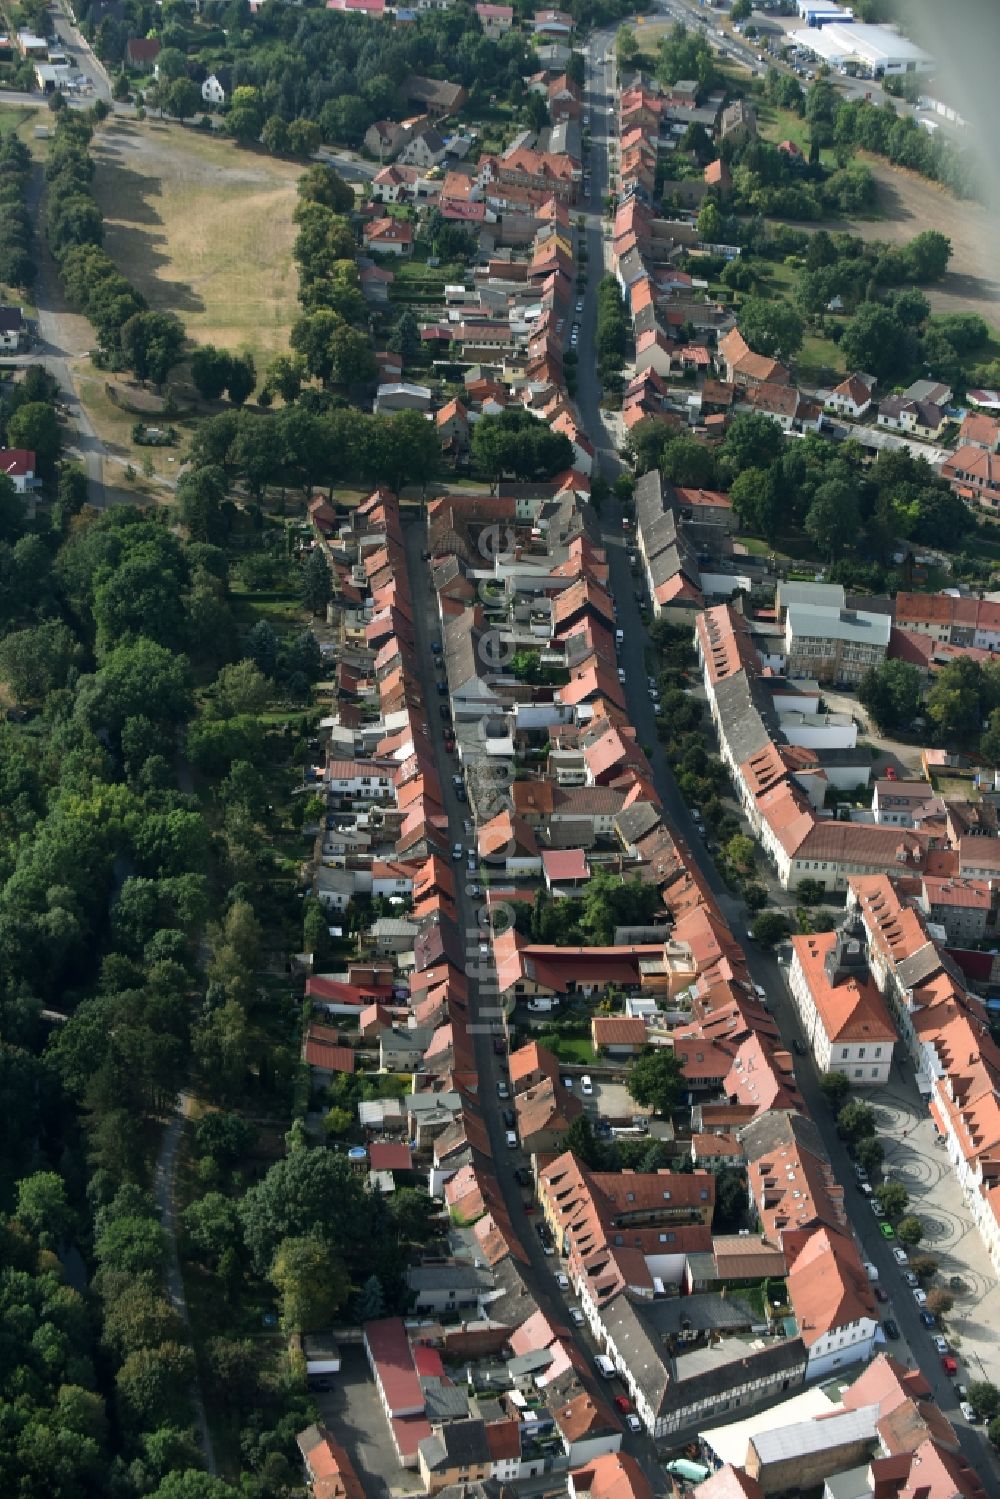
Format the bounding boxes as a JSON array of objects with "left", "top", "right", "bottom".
[
  {"left": 400, "top": 518, "right": 667, "bottom": 1492},
  {"left": 571, "top": 33, "right": 1000, "bottom": 1483},
  {"left": 153, "top": 1090, "right": 218, "bottom": 1476}
]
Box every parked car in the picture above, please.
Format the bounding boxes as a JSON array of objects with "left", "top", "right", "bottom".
[
  {"left": 883, "top": 1318, "right": 900, "bottom": 1339},
  {"left": 904, "top": 1271, "right": 919, "bottom": 1287},
  {"left": 960, "top": 1401, "right": 979, "bottom": 1423},
  {"left": 505, "top": 1129, "right": 517, "bottom": 1148},
  {"left": 880, "top": 1222, "right": 895, "bottom": 1240},
  {"left": 892, "top": 1248, "right": 909, "bottom": 1266},
  {"left": 493, "top": 1036, "right": 505, "bottom": 1056},
  {"left": 854, "top": 1163, "right": 868, "bottom": 1182},
  {"left": 562, "top": 1076, "right": 573, "bottom": 1089},
  {"left": 942, "top": 1355, "right": 959, "bottom": 1376},
  {"left": 581, "top": 1075, "right": 593, "bottom": 1095},
  {"left": 497, "top": 1080, "right": 509, "bottom": 1099},
  {"left": 451, "top": 843, "right": 463, "bottom": 860},
  {"left": 502, "top": 1109, "right": 515, "bottom": 1128},
  {"left": 456, "top": 785, "right": 467, "bottom": 803},
  {"left": 919, "top": 1310, "right": 937, "bottom": 1328},
  {"left": 913, "top": 1288, "right": 928, "bottom": 1306},
  {"left": 626, "top": 1414, "right": 642, "bottom": 1435},
  {"left": 874, "top": 1286, "right": 889, "bottom": 1303},
  {"left": 555, "top": 1272, "right": 570, "bottom": 1289},
  {"left": 569, "top": 1306, "right": 585, "bottom": 1326},
  {"left": 933, "top": 1336, "right": 949, "bottom": 1355},
  {"left": 792, "top": 1039, "right": 805, "bottom": 1056},
  {"left": 614, "top": 1395, "right": 632, "bottom": 1414},
  {"left": 594, "top": 1355, "right": 616, "bottom": 1379}
]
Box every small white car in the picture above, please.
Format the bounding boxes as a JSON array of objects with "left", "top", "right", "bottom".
[
  {"left": 581, "top": 1075, "right": 593, "bottom": 1095},
  {"left": 617, "top": 666, "right": 626, "bottom": 681},
  {"left": 497, "top": 1080, "right": 509, "bottom": 1099},
  {"left": 933, "top": 1335, "right": 949, "bottom": 1355},
  {"left": 569, "top": 1306, "right": 585, "bottom": 1326},
  {"left": 913, "top": 1288, "right": 928, "bottom": 1306},
  {"left": 892, "top": 1247, "right": 909, "bottom": 1266},
  {"left": 904, "top": 1272, "right": 919, "bottom": 1288},
  {"left": 555, "top": 1272, "right": 570, "bottom": 1290},
  {"left": 626, "top": 1414, "right": 642, "bottom": 1434},
  {"left": 960, "top": 1401, "right": 979, "bottom": 1423},
  {"left": 505, "top": 1129, "right": 518, "bottom": 1149}
]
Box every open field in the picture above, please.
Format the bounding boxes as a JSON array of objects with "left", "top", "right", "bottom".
[
  {"left": 0, "top": 102, "right": 44, "bottom": 149},
  {"left": 826, "top": 159, "right": 1000, "bottom": 327},
  {"left": 91, "top": 119, "right": 302, "bottom": 363}
]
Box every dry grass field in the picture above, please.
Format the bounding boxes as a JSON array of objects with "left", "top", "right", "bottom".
[{"left": 91, "top": 119, "right": 302, "bottom": 363}]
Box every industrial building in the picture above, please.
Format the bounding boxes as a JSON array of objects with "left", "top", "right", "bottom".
[{"left": 789, "top": 22, "right": 933, "bottom": 75}]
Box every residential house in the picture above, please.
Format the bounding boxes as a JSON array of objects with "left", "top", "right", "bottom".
[
  {"left": 365, "top": 119, "right": 407, "bottom": 159},
  {"left": 418, "top": 1419, "right": 492, "bottom": 1494},
  {"left": 403, "top": 74, "right": 467, "bottom": 120},
  {"left": 591, "top": 1016, "right": 647, "bottom": 1056},
  {"left": 788, "top": 922, "right": 895, "bottom": 1083},
  {"left": 957, "top": 411, "right": 1000, "bottom": 451},
  {"left": 363, "top": 218, "right": 415, "bottom": 256},
  {"left": 784, "top": 603, "right": 890, "bottom": 686},
  {"left": 436, "top": 398, "right": 471, "bottom": 458},
  {"left": 0, "top": 306, "right": 25, "bottom": 352},
  {"left": 717, "top": 328, "right": 788, "bottom": 391},
  {"left": 363, "top": 1318, "right": 432, "bottom": 1468},
  {"left": 942, "top": 445, "right": 1000, "bottom": 510},
  {"left": 201, "top": 73, "right": 226, "bottom": 106},
  {"left": 296, "top": 1425, "right": 365, "bottom": 1499},
  {"left": 568, "top": 1453, "right": 654, "bottom": 1499},
  {"left": 476, "top": 2, "right": 513, "bottom": 35},
  {"left": 822, "top": 372, "right": 874, "bottom": 420},
  {"left": 719, "top": 99, "right": 757, "bottom": 144},
  {"left": 125, "top": 35, "right": 160, "bottom": 69},
  {"left": 399, "top": 126, "right": 448, "bottom": 169},
  {"left": 0, "top": 449, "right": 38, "bottom": 495},
  {"left": 876, "top": 395, "right": 948, "bottom": 442}
]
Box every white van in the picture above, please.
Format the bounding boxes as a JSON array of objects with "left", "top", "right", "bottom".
[{"left": 594, "top": 1354, "right": 616, "bottom": 1379}]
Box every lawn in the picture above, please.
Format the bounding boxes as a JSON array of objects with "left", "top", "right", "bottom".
[
  {"left": 0, "top": 102, "right": 45, "bottom": 149},
  {"left": 91, "top": 119, "right": 302, "bottom": 364}
]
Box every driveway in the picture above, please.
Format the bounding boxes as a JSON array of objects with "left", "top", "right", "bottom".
[{"left": 314, "top": 1346, "right": 421, "bottom": 1499}]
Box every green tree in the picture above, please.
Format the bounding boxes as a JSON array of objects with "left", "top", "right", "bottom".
[
  {"left": 264, "top": 353, "right": 306, "bottom": 404},
  {"left": 857, "top": 659, "right": 923, "bottom": 734},
  {"left": 855, "top": 1136, "right": 884, "bottom": 1175},
  {"left": 389, "top": 308, "right": 420, "bottom": 364},
  {"left": 167, "top": 77, "right": 200, "bottom": 121},
  {"left": 697, "top": 200, "right": 723, "bottom": 244},
  {"left": 224, "top": 352, "right": 256, "bottom": 406},
  {"left": 388, "top": 1188, "right": 436, "bottom": 1245},
  {"left": 298, "top": 161, "right": 354, "bottom": 213},
  {"left": 564, "top": 1114, "right": 607, "bottom": 1169},
  {"left": 238, "top": 1145, "right": 368, "bottom": 1273},
  {"left": 805, "top": 478, "right": 861, "bottom": 560},
  {"left": 95, "top": 1214, "right": 169, "bottom": 1276},
  {"left": 7, "top": 401, "right": 61, "bottom": 475},
  {"left": 183, "top": 1192, "right": 243, "bottom": 1267},
  {"left": 270, "top": 1235, "right": 351, "bottom": 1331},
  {"left": 904, "top": 229, "right": 952, "bottom": 283},
  {"left": 151, "top": 1471, "right": 241, "bottom": 1499},
  {"left": 896, "top": 1214, "right": 923, "bottom": 1248},
  {"left": 838, "top": 1099, "right": 876, "bottom": 1140},
  {"left": 190, "top": 345, "right": 232, "bottom": 401},
  {"left": 15, "top": 1171, "right": 73, "bottom": 1241},
  {"left": 968, "top": 1381, "right": 1000, "bottom": 1421},
  {"left": 120, "top": 311, "right": 186, "bottom": 387},
  {"left": 355, "top": 1273, "right": 385, "bottom": 1322},
  {"left": 626, "top": 1048, "right": 686, "bottom": 1115},
  {"left": 116, "top": 1341, "right": 196, "bottom": 1428},
  {"left": 736, "top": 297, "right": 804, "bottom": 360},
  {"left": 819, "top": 1072, "right": 851, "bottom": 1110},
  {"left": 722, "top": 411, "right": 786, "bottom": 476},
  {"left": 0, "top": 621, "right": 81, "bottom": 701},
  {"left": 925, "top": 1287, "right": 953, "bottom": 1317},
  {"left": 840, "top": 302, "right": 914, "bottom": 381},
  {"left": 301, "top": 547, "right": 332, "bottom": 615},
  {"left": 751, "top": 910, "right": 789, "bottom": 945},
  {"left": 661, "top": 433, "right": 719, "bottom": 487},
  {"left": 724, "top": 833, "right": 756, "bottom": 876}
]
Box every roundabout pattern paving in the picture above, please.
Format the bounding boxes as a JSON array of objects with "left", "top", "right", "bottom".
[{"left": 861, "top": 1075, "right": 1000, "bottom": 1374}]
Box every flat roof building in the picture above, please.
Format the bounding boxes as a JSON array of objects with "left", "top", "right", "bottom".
[{"left": 790, "top": 22, "right": 933, "bottom": 75}]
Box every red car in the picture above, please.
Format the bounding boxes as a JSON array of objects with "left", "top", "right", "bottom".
[
  {"left": 942, "top": 1355, "right": 958, "bottom": 1376},
  {"left": 614, "top": 1395, "right": 632, "bottom": 1414}
]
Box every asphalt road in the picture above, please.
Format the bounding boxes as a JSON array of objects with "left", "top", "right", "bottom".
[
  {"left": 571, "top": 22, "right": 1000, "bottom": 1477},
  {"left": 400, "top": 518, "right": 667, "bottom": 1490}
]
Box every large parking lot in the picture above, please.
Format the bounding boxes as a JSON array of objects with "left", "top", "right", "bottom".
[
  {"left": 314, "top": 1346, "right": 423, "bottom": 1499},
  {"left": 863, "top": 1077, "right": 1000, "bottom": 1384}
]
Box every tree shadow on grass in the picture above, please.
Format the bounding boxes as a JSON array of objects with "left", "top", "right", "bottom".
[{"left": 91, "top": 151, "right": 205, "bottom": 316}]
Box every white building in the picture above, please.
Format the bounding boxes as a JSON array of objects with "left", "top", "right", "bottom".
[
  {"left": 790, "top": 22, "right": 933, "bottom": 76},
  {"left": 201, "top": 73, "right": 226, "bottom": 106},
  {"left": 788, "top": 924, "right": 895, "bottom": 1084}
]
